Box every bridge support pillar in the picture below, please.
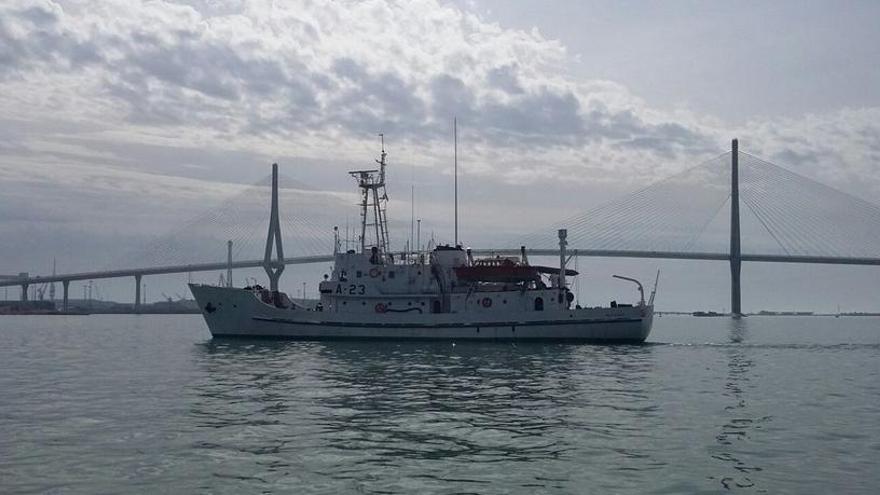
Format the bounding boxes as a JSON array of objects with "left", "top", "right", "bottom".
[
  {"left": 263, "top": 163, "right": 285, "bottom": 292},
  {"left": 227, "top": 240, "right": 233, "bottom": 288},
  {"left": 135, "top": 274, "right": 142, "bottom": 313},
  {"left": 62, "top": 280, "right": 69, "bottom": 311},
  {"left": 730, "top": 138, "right": 742, "bottom": 317}
]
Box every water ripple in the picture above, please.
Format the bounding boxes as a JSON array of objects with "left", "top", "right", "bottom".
[{"left": 0, "top": 315, "right": 878, "bottom": 493}]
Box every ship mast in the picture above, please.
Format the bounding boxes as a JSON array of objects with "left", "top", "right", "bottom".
[
  {"left": 454, "top": 118, "right": 458, "bottom": 247},
  {"left": 349, "top": 134, "right": 391, "bottom": 260}
]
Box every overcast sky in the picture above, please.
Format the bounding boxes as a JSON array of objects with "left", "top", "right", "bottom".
[{"left": 1, "top": 0, "right": 879, "bottom": 311}]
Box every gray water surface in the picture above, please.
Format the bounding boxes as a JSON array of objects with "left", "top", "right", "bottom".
[{"left": 1, "top": 315, "right": 878, "bottom": 494}]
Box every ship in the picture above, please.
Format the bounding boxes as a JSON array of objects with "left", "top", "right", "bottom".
[{"left": 190, "top": 140, "right": 656, "bottom": 342}]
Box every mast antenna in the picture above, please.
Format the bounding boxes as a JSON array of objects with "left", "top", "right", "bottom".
[
  {"left": 454, "top": 118, "right": 458, "bottom": 247},
  {"left": 378, "top": 133, "right": 386, "bottom": 184},
  {"left": 410, "top": 183, "right": 415, "bottom": 257}
]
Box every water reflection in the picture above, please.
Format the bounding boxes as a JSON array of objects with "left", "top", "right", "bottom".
[
  {"left": 189, "top": 339, "right": 322, "bottom": 425},
  {"left": 311, "top": 343, "right": 655, "bottom": 461},
  {"left": 711, "top": 318, "right": 771, "bottom": 491},
  {"left": 185, "top": 340, "right": 659, "bottom": 491}
]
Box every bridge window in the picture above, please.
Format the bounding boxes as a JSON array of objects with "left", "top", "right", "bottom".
[
  {"left": 356, "top": 271, "right": 362, "bottom": 278},
  {"left": 388, "top": 271, "right": 395, "bottom": 279},
  {"left": 432, "top": 300, "right": 441, "bottom": 313},
  {"left": 534, "top": 297, "right": 544, "bottom": 311}
]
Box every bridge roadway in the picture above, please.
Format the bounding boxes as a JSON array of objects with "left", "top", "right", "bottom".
[{"left": 2, "top": 249, "right": 879, "bottom": 310}]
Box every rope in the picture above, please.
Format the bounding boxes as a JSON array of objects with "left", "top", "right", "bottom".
[{"left": 102, "top": 148, "right": 880, "bottom": 273}]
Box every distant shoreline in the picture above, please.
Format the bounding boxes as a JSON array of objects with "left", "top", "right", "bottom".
[
  {"left": 0, "top": 309, "right": 201, "bottom": 316},
  {"left": 656, "top": 311, "right": 880, "bottom": 317}
]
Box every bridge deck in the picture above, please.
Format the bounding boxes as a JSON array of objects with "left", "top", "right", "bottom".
[{"left": 2, "top": 250, "right": 878, "bottom": 287}]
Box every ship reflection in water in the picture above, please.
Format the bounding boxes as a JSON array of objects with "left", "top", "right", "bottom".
[{"left": 190, "top": 339, "right": 661, "bottom": 490}]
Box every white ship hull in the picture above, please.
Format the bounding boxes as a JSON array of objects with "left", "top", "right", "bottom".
[{"left": 190, "top": 284, "right": 653, "bottom": 342}]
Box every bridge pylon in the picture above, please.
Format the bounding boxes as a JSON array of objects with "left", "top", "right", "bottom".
[
  {"left": 134, "top": 274, "right": 142, "bottom": 313},
  {"left": 730, "top": 138, "right": 742, "bottom": 317},
  {"left": 263, "top": 163, "right": 285, "bottom": 292},
  {"left": 226, "top": 240, "right": 233, "bottom": 288}
]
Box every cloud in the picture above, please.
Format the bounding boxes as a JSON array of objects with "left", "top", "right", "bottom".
[
  {"left": 0, "top": 0, "right": 723, "bottom": 169},
  {"left": 2, "top": 0, "right": 880, "bottom": 278},
  {"left": 738, "top": 107, "right": 880, "bottom": 199}
]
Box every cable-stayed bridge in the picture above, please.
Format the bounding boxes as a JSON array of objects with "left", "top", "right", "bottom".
[{"left": 3, "top": 139, "right": 879, "bottom": 315}]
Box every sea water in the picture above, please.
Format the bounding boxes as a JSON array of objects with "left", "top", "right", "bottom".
[{"left": 1, "top": 314, "right": 878, "bottom": 493}]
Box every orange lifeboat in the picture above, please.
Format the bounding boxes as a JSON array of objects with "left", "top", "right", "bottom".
[{"left": 454, "top": 258, "right": 578, "bottom": 283}]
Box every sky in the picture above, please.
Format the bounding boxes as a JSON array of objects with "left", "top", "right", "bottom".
[{"left": 1, "top": 0, "right": 879, "bottom": 311}]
